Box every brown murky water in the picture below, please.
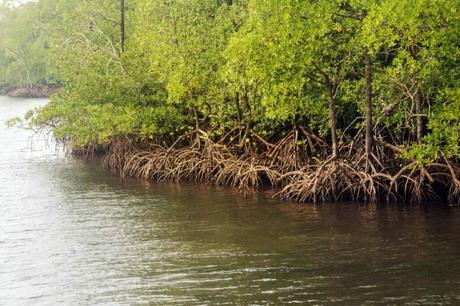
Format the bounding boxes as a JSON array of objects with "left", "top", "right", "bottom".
[{"left": 1, "top": 96, "right": 460, "bottom": 305}]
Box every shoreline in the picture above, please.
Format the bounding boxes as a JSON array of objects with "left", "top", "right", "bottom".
[
  {"left": 73, "top": 131, "right": 460, "bottom": 206},
  {"left": 0, "top": 84, "right": 61, "bottom": 98}
]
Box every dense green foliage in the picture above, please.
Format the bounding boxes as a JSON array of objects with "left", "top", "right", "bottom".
[
  {"left": 2, "top": 0, "right": 459, "bottom": 202},
  {"left": 0, "top": 1, "right": 57, "bottom": 86}
]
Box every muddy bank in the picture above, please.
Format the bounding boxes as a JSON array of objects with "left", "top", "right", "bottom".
[{"left": 0, "top": 84, "right": 61, "bottom": 98}]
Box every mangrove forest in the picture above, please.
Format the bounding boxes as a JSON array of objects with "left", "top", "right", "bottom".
[{"left": 1, "top": 0, "right": 459, "bottom": 204}]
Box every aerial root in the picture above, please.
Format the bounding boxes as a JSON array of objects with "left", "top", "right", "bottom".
[
  {"left": 441, "top": 153, "right": 460, "bottom": 205},
  {"left": 262, "top": 129, "right": 306, "bottom": 174},
  {"left": 102, "top": 137, "right": 135, "bottom": 171},
  {"left": 96, "top": 131, "right": 459, "bottom": 204},
  {"left": 277, "top": 157, "right": 384, "bottom": 203},
  {"left": 116, "top": 130, "right": 283, "bottom": 192}
]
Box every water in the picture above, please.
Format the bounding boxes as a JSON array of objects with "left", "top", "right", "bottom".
[{"left": 1, "top": 96, "right": 460, "bottom": 305}]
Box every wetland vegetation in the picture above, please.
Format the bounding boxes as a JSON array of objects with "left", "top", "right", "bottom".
[{"left": 1, "top": 0, "right": 459, "bottom": 204}]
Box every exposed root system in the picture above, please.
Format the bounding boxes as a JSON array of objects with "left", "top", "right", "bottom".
[
  {"left": 82, "top": 128, "right": 459, "bottom": 205},
  {"left": 120, "top": 130, "right": 280, "bottom": 192},
  {"left": 278, "top": 158, "right": 381, "bottom": 203}
]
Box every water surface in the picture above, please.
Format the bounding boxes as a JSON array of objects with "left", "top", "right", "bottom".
[{"left": 1, "top": 96, "right": 460, "bottom": 304}]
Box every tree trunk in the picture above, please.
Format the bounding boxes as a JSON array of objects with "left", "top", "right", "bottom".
[
  {"left": 23, "top": 60, "right": 32, "bottom": 87},
  {"left": 235, "top": 92, "right": 242, "bottom": 127},
  {"left": 193, "top": 106, "right": 200, "bottom": 131},
  {"left": 242, "top": 89, "right": 251, "bottom": 118},
  {"left": 120, "top": 0, "right": 125, "bottom": 53},
  {"left": 20, "top": 48, "right": 32, "bottom": 87},
  {"left": 414, "top": 80, "right": 423, "bottom": 144},
  {"left": 239, "top": 89, "right": 252, "bottom": 149},
  {"left": 364, "top": 49, "right": 373, "bottom": 156},
  {"left": 408, "top": 45, "right": 424, "bottom": 144},
  {"left": 325, "top": 76, "right": 339, "bottom": 159}
]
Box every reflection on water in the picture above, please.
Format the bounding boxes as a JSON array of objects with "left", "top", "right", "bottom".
[{"left": 1, "top": 96, "right": 460, "bottom": 304}]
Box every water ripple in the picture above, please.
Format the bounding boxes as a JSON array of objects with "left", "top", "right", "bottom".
[{"left": 1, "top": 96, "right": 460, "bottom": 304}]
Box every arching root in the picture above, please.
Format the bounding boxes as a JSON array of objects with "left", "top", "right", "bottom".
[
  {"left": 119, "top": 130, "right": 281, "bottom": 192},
  {"left": 97, "top": 131, "right": 459, "bottom": 205},
  {"left": 277, "top": 157, "right": 382, "bottom": 203}
]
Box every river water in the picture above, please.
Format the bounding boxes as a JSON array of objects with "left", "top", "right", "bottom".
[{"left": 1, "top": 96, "right": 460, "bottom": 305}]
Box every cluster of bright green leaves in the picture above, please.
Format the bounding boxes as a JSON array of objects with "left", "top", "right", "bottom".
[
  {"left": 27, "top": 0, "right": 190, "bottom": 145},
  {"left": 130, "top": 0, "right": 248, "bottom": 130},
  {"left": 9, "top": 0, "right": 458, "bottom": 161},
  {"left": 362, "top": 0, "right": 459, "bottom": 161}
]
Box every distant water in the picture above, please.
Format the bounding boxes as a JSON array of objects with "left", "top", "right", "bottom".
[{"left": 1, "top": 95, "right": 460, "bottom": 304}]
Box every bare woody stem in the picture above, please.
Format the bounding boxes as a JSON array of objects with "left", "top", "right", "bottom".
[
  {"left": 414, "top": 79, "right": 424, "bottom": 144},
  {"left": 324, "top": 76, "right": 339, "bottom": 159},
  {"left": 364, "top": 48, "right": 373, "bottom": 156},
  {"left": 120, "top": 0, "right": 125, "bottom": 53}
]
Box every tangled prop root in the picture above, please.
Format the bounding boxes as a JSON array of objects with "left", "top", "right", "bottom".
[
  {"left": 263, "top": 130, "right": 305, "bottom": 173},
  {"left": 278, "top": 157, "right": 381, "bottom": 203},
  {"left": 441, "top": 153, "right": 460, "bottom": 205},
  {"left": 119, "top": 130, "right": 281, "bottom": 192},
  {"left": 387, "top": 162, "right": 438, "bottom": 204},
  {"left": 102, "top": 137, "right": 134, "bottom": 170},
  {"left": 214, "top": 156, "right": 279, "bottom": 191},
  {"left": 382, "top": 152, "right": 460, "bottom": 205},
  {"left": 98, "top": 131, "right": 459, "bottom": 205}
]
